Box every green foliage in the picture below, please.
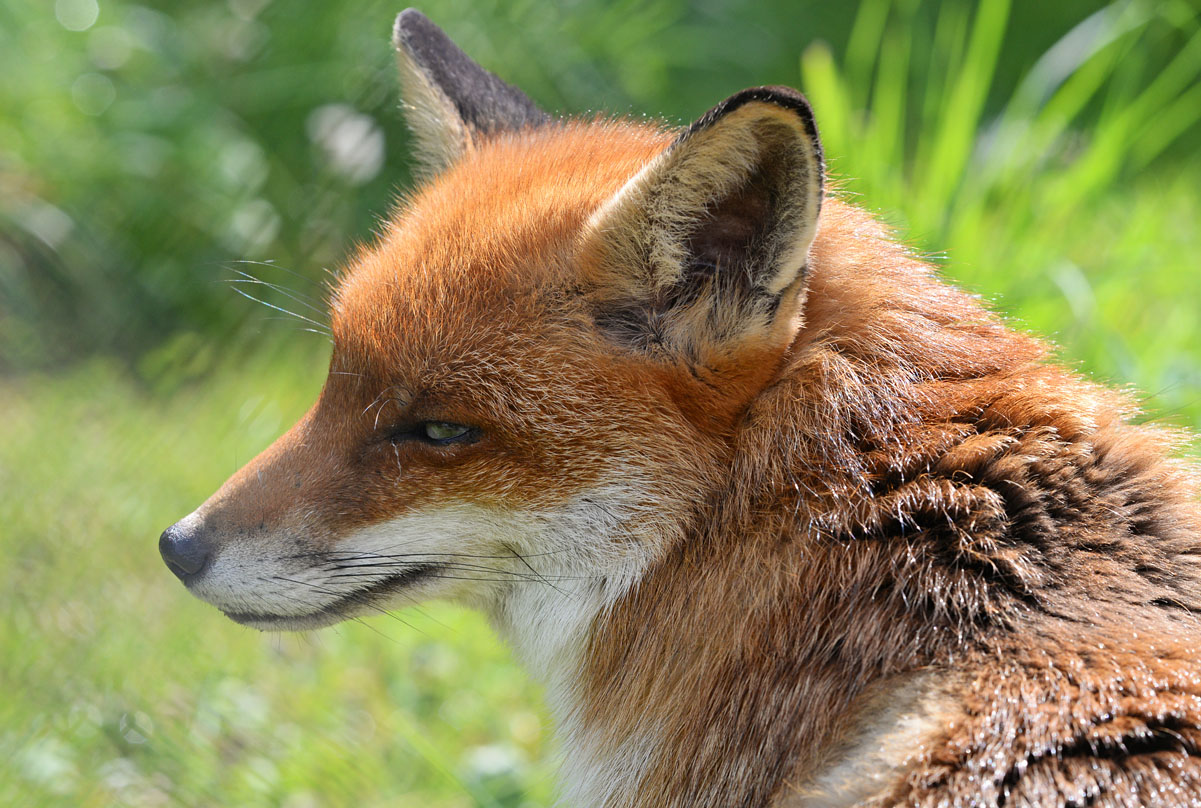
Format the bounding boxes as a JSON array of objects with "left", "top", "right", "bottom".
[
  {"left": 4, "top": 0, "right": 1195, "bottom": 372},
  {"left": 1, "top": 0, "right": 839, "bottom": 365},
  {"left": 800, "top": 0, "right": 1201, "bottom": 427},
  {"left": 2, "top": 0, "right": 1200, "bottom": 805}
]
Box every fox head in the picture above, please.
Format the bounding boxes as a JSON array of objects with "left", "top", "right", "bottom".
[{"left": 160, "top": 9, "right": 823, "bottom": 669}]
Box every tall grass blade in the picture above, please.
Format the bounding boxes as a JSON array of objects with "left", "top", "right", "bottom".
[{"left": 916, "top": 0, "right": 1011, "bottom": 233}]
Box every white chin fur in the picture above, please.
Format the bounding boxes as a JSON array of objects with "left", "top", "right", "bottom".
[
  {"left": 221, "top": 610, "right": 345, "bottom": 632},
  {"left": 187, "top": 488, "right": 663, "bottom": 802}
]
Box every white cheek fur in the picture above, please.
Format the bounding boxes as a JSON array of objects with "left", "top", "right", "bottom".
[{"left": 187, "top": 479, "right": 669, "bottom": 804}]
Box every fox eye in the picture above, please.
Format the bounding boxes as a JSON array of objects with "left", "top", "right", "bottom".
[
  {"left": 381, "top": 420, "right": 477, "bottom": 447},
  {"left": 422, "top": 421, "right": 472, "bottom": 443}
]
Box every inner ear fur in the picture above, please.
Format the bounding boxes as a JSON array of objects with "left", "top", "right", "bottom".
[
  {"left": 393, "top": 9, "right": 550, "bottom": 176},
  {"left": 583, "top": 87, "right": 824, "bottom": 359}
]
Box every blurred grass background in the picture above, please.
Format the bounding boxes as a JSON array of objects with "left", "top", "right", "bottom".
[{"left": 1, "top": 0, "right": 1199, "bottom": 805}]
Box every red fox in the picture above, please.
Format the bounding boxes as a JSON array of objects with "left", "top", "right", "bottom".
[{"left": 160, "top": 9, "right": 1201, "bottom": 806}]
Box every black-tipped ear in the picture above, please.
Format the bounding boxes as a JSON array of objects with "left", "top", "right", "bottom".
[
  {"left": 393, "top": 9, "right": 550, "bottom": 175},
  {"left": 584, "top": 87, "right": 824, "bottom": 360}
]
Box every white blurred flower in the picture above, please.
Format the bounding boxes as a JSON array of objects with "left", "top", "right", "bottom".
[
  {"left": 56, "top": 0, "right": 99, "bottom": 32},
  {"left": 226, "top": 199, "right": 281, "bottom": 256},
  {"left": 72, "top": 72, "right": 116, "bottom": 116},
  {"left": 465, "top": 743, "right": 523, "bottom": 779},
  {"left": 89, "top": 25, "right": 135, "bottom": 70},
  {"left": 306, "top": 103, "right": 385, "bottom": 185}
]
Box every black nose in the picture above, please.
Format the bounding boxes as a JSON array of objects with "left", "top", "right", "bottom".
[{"left": 159, "top": 520, "right": 212, "bottom": 582}]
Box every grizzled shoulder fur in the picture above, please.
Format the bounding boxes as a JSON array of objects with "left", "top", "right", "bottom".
[{"left": 583, "top": 199, "right": 1201, "bottom": 807}]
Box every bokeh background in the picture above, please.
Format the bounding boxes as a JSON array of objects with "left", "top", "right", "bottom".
[{"left": 2, "top": 0, "right": 1199, "bottom": 805}]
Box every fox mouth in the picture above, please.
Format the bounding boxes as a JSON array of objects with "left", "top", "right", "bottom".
[{"left": 222, "top": 563, "right": 442, "bottom": 631}]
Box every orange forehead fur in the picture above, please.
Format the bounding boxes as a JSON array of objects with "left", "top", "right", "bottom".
[
  {"left": 290, "top": 119, "right": 762, "bottom": 529},
  {"left": 331, "top": 119, "right": 671, "bottom": 366},
  {"left": 201, "top": 121, "right": 726, "bottom": 538}
]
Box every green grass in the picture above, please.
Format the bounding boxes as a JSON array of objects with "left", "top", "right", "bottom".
[
  {"left": 2, "top": 1, "right": 1200, "bottom": 805},
  {"left": 802, "top": 0, "right": 1201, "bottom": 429},
  {"left": 1, "top": 350, "right": 556, "bottom": 807}
]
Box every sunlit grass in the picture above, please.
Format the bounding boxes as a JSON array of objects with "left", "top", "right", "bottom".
[
  {"left": 1, "top": 348, "right": 556, "bottom": 807},
  {"left": 803, "top": 0, "right": 1201, "bottom": 428}
]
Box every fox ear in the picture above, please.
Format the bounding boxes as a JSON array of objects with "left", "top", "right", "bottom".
[
  {"left": 584, "top": 87, "right": 824, "bottom": 361},
  {"left": 392, "top": 9, "right": 549, "bottom": 176}
]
